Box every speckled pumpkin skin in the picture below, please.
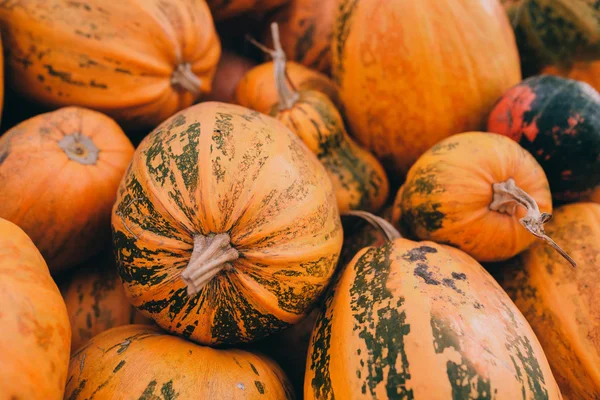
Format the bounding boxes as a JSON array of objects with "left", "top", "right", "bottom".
[
  {"left": 112, "top": 101, "right": 343, "bottom": 346},
  {"left": 498, "top": 203, "right": 600, "bottom": 400},
  {"left": 488, "top": 75, "right": 600, "bottom": 203},
  {"left": 65, "top": 325, "right": 294, "bottom": 399},
  {"left": 305, "top": 238, "right": 562, "bottom": 399}
]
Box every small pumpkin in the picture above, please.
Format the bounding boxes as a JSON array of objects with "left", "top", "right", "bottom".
[
  {"left": 207, "top": 0, "right": 289, "bottom": 21},
  {"left": 235, "top": 59, "right": 342, "bottom": 115},
  {"left": 0, "top": 218, "right": 70, "bottom": 399},
  {"left": 112, "top": 101, "right": 343, "bottom": 346},
  {"left": 263, "top": 0, "right": 339, "bottom": 74},
  {"left": 398, "top": 132, "right": 574, "bottom": 264},
  {"left": 542, "top": 61, "right": 600, "bottom": 93},
  {"left": 498, "top": 203, "right": 600, "bottom": 399},
  {"left": 60, "top": 253, "right": 152, "bottom": 352},
  {"left": 0, "top": 0, "right": 220, "bottom": 128},
  {"left": 305, "top": 212, "right": 562, "bottom": 399},
  {"left": 488, "top": 75, "right": 600, "bottom": 203},
  {"left": 332, "top": 0, "right": 521, "bottom": 176},
  {"left": 0, "top": 107, "right": 134, "bottom": 273},
  {"left": 587, "top": 186, "right": 600, "bottom": 203},
  {"left": 205, "top": 50, "right": 257, "bottom": 104},
  {"left": 65, "top": 324, "right": 294, "bottom": 399}
]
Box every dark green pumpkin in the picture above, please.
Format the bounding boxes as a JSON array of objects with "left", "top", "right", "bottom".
[{"left": 488, "top": 75, "right": 600, "bottom": 203}]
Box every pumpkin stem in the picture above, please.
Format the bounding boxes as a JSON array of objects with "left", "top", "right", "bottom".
[
  {"left": 58, "top": 134, "right": 99, "bottom": 165},
  {"left": 171, "top": 63, "right": 202, "bottom": 96},
  {"left": 181, "top": 233, "right": 239, "bottom": 296},
  {"left": 247, "top": 23, "right": 299, "bottom": 110},
  {"left": 490, "top": 178, "right": 576, "bottom": 267},
  {"left": 342, "top": 210, "right": 402, "bottom": 241}
]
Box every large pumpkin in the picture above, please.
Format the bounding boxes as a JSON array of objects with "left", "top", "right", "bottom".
[
  {"left": 0, "top": 218, "right": 71, "bottom": 399},
  {"left": 332, "top": 0, "right": 521, "bottom": 175},
  {"left": 488, "top": 75, "right": 600, "bottom": 203},
  {"left": 60, "top": 253, "right": 152, "bottom": 352},
  {"left": 0, "top": 107, "right": 134, "bottom": 273},
  {"left": 498, "top": 203, "right": 600, "bottom": 399},
  {"left": 0, "top": 0, "right": 220, "bottom": 128},
  {"left": 305, "top": 214, "right": 562, "bottom": 399},
  {"left": 65, "top": 324, "right": 294, "bottom": 399},
  {"left": 398, "top": 132, "right": 573, "bottom": 264},
  {"left": 112, "top": 101, "right": 343, "bottom": 346}
]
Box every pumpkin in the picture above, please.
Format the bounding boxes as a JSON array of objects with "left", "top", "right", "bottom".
[
  {"left": 497, "top": 203, "right": 600, "bottom": 399},
  {"left": 65, "top": 324, "right": 294, "bottom": 399},
  {"left": 0, "top": 107, "right": 134, "bottom": 273},
  {"left": 331, "top": 0, "right": 521, "bottom": 176},
  {"left": 542, "top": 61, "right": 600, "bottom": 92},
  {"left": 263, "top": 0, "right": 339, "bottom": 74},
  {"left": 235, "top": 59, "right": 342, "bottom": 115},
  {"left": 0, "top": 0, "right": 220, "bottom": 128},
  {"left": 207, "top": 0, "right": 289, "bottom": 21},
  {"left": 0, "top": 218, "right": 70, "bottom": 399},
  {"left": 398, "top": 132, "right": 576, "bottom": 265},
  {"left": 205, "top": 50, "right": 257, "bottom": 103},
  {"left": 588, "top": 186, "right": 600, "bottom": 203},
  {"left": 305, "top": 212, "right": 562, "bottom": 399},
  {"left": 488, "top": 75, "right": 600, "bottom": 203},
  {"left": 112, "top": 101, "right": 343, "bottom": 346},
  {"left": 60, "top": 253, "right": 152, "bottom": 352},
  {"left": 0, "top": 34, "right": 3, "bottom": 123}
]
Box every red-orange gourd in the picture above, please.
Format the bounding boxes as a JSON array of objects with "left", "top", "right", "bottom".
[
  {"left": 0, "top": 0, "right": 220, "bottom": 128},
  {"left": 0, "top": 218, "right": 71, "bottom": 399},
  {"left": 542, "top": 62, "right": 600, "bottom": 93},
  {"left": 207, "top": 0, "right": 289, "bottom": 21},
  {"left": 0, "top": 107, "right": 135, "bottom": 273},
  {"left": 332, "top": 0, "right": 521, "bottom": 175},
  {"left": 205, "top": 50, "right": 257, "bottom": 103}
]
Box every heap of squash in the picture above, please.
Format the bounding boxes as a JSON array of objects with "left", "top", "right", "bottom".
[{"left": 0, "top": 1, "right": 598, "bottom": 399}]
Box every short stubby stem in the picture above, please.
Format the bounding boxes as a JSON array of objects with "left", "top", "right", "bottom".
[
  {"left": 180, "top": 233, "right": 239, "bottom": 296},
  {"left": 490, "top": 178, "right": 576, "bottom": 267},
  {"left": 58, "top": 134, "right": 99, "bottom": 165},
  {"left": 171, "top": 63, "right": 202, "bottom": 96}
]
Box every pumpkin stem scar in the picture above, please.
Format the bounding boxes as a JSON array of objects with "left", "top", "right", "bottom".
[
  {"left": 171, "top": 63, "right": 202, "bottom": 96},
  {"left": 342, "top": 210, "right": 402, "bottom": 241},
  {"left": 58, "top": 134, "right": 99, "bottom": 165},
  {"left": 490, "top": 178, "right": 577, "bottom": 267},
  {"left": 181, "top": 233, "right": 239, "bottom": 296}
]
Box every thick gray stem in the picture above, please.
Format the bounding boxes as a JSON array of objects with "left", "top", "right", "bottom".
[
  {"left": 58, "top": 134, "right": 99, "bottom": 165},
  {"left": 171, "top": 63, "right": 202, "bottom": 95}
]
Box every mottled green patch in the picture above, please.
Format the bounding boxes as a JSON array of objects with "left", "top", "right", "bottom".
[
  {"left": 113, "top": 360, "right": 126, "bottom": 373},
  {"left": 404, "top": 202, "right": 445, "bottom": 233},
  {"left": 333, "top": 0, "right": 359, "bottom": 85},
  {"left": 254, "top": 381, "right": 265, "bottom": 394},
  {"left": 249, "top": 362, "right": 259, "bottom": 375},
  {"left": 67, "top": 379, "right": 87, "bottom": 400}
]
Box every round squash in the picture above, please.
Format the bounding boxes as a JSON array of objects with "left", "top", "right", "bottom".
[
  {"left": 0, "top": 107, "right": 134, "bottom": 273},
  {"left": 61, "top": 253, "right": 152, "bottom": 352},
  {"left": 205, "top": 50, "right": 257, "bottom": 104},
  {"left": 305, "top": 213, "right": 562, "bottom": 399},
  {"left": 332, "top": 0, "right": 521, "bottom": 175},
  {"left": 207, "top": 0, "right": 289, "bottom": 21},
  {"left": 0, "top": 218, "right": 71, "bottom": 399},
  {"left": 236, "top": 59, "right": 342, "bottom": 114},
  {"left": 112, "top": 101, "right": 343, "bottom": 346},
  {"left": 398, "top": 132, "right": 575, "bottom": 264},
  {"left": 498, "top": 203, "right": 600, "bottom": 399},
  {"left": 0, "top": 0, "right": 220, "bottom": 128},
  {"left": 488, "top": 75, "right": 600, "bottom": 203},
  {"left": 542, "top": 61, "right": 600, "bottom": 92},
  {"left": 65, "top": 324, "right": 294, "bottom": 399},
  {"left": 263, "top": 0, "right": 339, "bottom": 73}
]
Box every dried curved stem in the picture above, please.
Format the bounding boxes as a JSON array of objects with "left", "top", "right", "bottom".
[
  {"left": 171, "top": 63, "right": 202, "bottom": 96},
  {"left": 342, "top": 210, "right": 402, "bottom": 241},
  {"left": 490, "top": 178, "right": 576, "bottom": 267}
]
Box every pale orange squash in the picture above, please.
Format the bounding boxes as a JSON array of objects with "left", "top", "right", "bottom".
[
  {"left": 0, "top": 0, "right": 220, "bottom": 128},
  {"left": 0, "top": 218, "right": 70, "bottom": 399},
  {"left": 332, "top": 0, "right": 521, "bottom": 175},
  {"left": 0, "top": 107, "right": 134, "bottom": 273}
]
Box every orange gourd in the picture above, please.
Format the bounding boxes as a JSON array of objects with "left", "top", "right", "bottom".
[
  {"left": 332, "top": 0, "right": 521, "bottom": 175},
  {"left": 112, "top": 101, "right": 343, "bottom": 345},
  {"left": 60, "top": 254, "right": 152, "bottom": 352},
  {"left": 0, "top": 107, "right": 134, "bottom": 273},
  {"left": 0, "top": 0, "right": 220, "bottom": 128},
  {"left": 542, "top": 62, "right": 600, "bottom": 92},
  {"left": 207, "top": 0, "right": 289, "bottom": 20},
  {"left": 588, "top": 186, "right": 600, "bottom": 203},
  {"left": 498, "top": 203, "right": 600, "bottom": 399},
  {"left": 305, "top": 213, "right": 562, "bottom": 399},
  {"left": 0, "top": 218, "right": 70, "bottom": 399},
  {"left": 205, "top": 50, "right": 257, "bottom": 103},
  {"left": 0, "top": 34, "right": 3, "bottom": 123},
  {"left": 398, "top": 132, "right": 574, "bottom": 264},
  {"left": 65, "top": 325, "right": 294, "bottom": 399}
]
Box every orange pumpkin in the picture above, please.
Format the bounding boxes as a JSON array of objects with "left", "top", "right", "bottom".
[
  {"left": 205, "top": 50, "right": 257, "bottom": 103},
  {"left": 0, "top": 218, "right": 70, "bottom": 399},
  {"left": 207, "top": 0, "right": 289, "bottom": 20},
  {"left": 263, "top": 0, "right": 339, "bottom": 73},
  {"left": 65, "top": 324, "right": 294, "bottom": 399},
  {"left": 60, "top": 253, "right": 152, "bottom": 352},
  {"left": 588, "top": 186, "right": 600, "bottom": 203},
  {"left": 0, "top": 0, "right": 220, "bottom": 128},
  {"left": 305, "top": 212, "right": 562, "bottom": 399},
  {"left": 332, "top": 0, "right": 521, "bottom": 175},
  {"left": 398, "top": 132, "right": 574, "bottom": 264},
  {"left": 112, "top": 101, "right": 343, "bottom": 345},
  {"left": 0, "top": 107, "right": 134, "bottom": 273},
  {"left": 0, "top": 34, "right": 3, "bottom": 123},
  {"left": 498, "top": 203, "right": 600, "bottom": 399},
  {"left": 543, "top": 62, "right": 600, "bottom": 92}
]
